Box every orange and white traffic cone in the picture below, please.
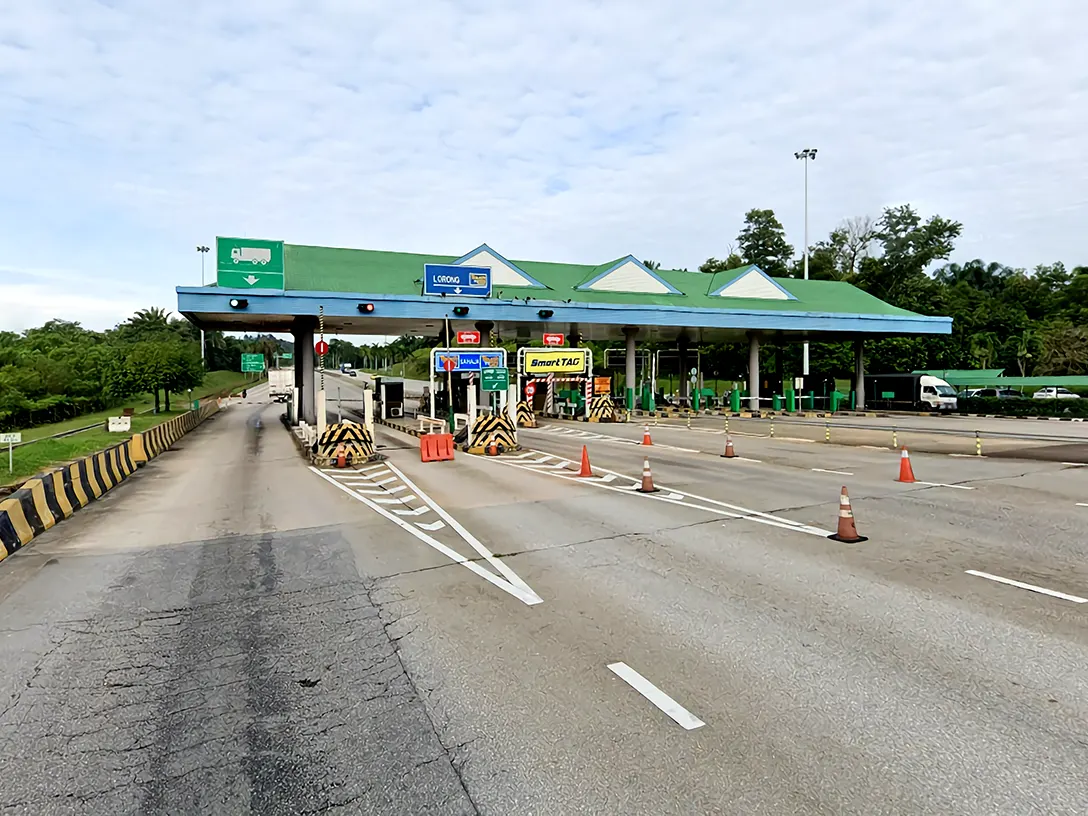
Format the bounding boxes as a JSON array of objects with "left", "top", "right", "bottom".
[
  {"left": 828, "top": 486, "right": 868, "bottom": 543},
  {"left": 487, "top": 439, "right": 499, "bottom": 456},
  {"left": 637, "top": 457, "right": 659, "bottom": 493},
  {"left": 896, "top": 445, "right": 916, "bottom": 483},
  {"left": 642, "top": 426, "right": 653, "bottom": 446},
  {"left": 577, "top": 445, "right": 593, "bottom": 477},
  {"left": 335, "top": 443, "right": 347, "bottom": 468},
  {"left": 721, "top": 435, "right": 736, "bottom": 459}
]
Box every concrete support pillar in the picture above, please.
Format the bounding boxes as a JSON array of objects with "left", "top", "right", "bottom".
[
  {"left": 854, "top": 339, "right": 866, "bottom": 411},
  {"left": 677, "top": 333, "right": 690, "bottom": 402},
  {"left": 748, "top": 333, "right": 761, "bottom": 412},
  {"left": 623, "top": 327, "right": 638, "bottom": 411},
  {"left": 293, "top": 319, "right": 316, "bottom": 425}
]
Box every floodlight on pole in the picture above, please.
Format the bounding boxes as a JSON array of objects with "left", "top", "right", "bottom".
[{"left": 794, "top": 148, "right": 817, "bottom": 375}]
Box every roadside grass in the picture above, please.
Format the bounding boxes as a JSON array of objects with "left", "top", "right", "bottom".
[
  {"left": 19, "top": 371, "right": 262, "bottom": 442},
  {"left": 3, "top": 412, "right": 185, "bottom": 486},
  {"left": 2, "top": 371, "right": 263, "bottom": 488}
]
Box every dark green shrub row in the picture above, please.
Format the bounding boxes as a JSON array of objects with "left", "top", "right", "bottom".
[{"left": 959, "top": 396, "right": 1088, "bottom": 417}]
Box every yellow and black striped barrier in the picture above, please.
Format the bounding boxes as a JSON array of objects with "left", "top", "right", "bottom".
[
  {"left": 516, "top": 401, "right": 536, "bottom": 428},
  {"left": 0, "top": 402, "right": 220, "bottom": 561},
  {"left": 462, "top": 413, "right": 519, "bottom": 454},
  {"left": 314, "top": 422, "right": 376, "bottom": 464},
  {"left": 587, "top": 394, "right": 617, "bottom": 423}
]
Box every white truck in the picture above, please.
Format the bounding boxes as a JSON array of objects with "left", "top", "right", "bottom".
[
  {"left": 268, "top": 368, "right": 294, "bottom": 403},
  {"left": 232, "top": 246, "right": 272, "bottom": 265}
]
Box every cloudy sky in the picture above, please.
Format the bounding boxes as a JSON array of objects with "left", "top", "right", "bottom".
[{"left": 1, "top": 0, "right": 1085, "bottom": 333}]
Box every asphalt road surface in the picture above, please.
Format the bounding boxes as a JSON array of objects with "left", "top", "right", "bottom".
[{"left": 2, "top": 388, "right": 1087, "bottom": 814}]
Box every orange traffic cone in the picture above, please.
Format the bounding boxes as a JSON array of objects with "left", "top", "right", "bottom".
[
  {"left": 828, "top": 486, "right": 868, "bottom": 542},
  {"left": 637, "top": 457, "right": 659, "bottom": 493},
  {"left": 487, "top": 439, "right": 499, "bottom": 456},
  {"left": 896, "top": 446, "right": 916, "bottom": 483},
  {"left": 642, "top": 426, "right": 653, "bottom": 446},
  {"left": 721, "top": 435, "right": 736, "bottom": 459},
  {"left": 335, "top": 443, "right": 347, "bottom": 468},
  {"left": 576, "top": 445, "right": 593, "bottom": 477}
]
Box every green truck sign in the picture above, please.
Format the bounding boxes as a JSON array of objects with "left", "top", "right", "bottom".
[
  {"left": 481, "top": 367, "right": 509, "bottom": 392},
  {"left": 217, "top": 237, "right": 285, "bottom": 290},
  {"left": 241, "top": 353, "right": 266, "bottom": 373}
]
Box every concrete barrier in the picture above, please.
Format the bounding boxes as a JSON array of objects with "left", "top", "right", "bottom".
[{"left": 0, "top": 403, "right": 220, "bottom": 561}]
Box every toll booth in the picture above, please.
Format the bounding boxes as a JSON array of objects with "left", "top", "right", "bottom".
[
  {"left": 377, "top": 379, "right": 405, "bottom": 419},
  {"left": 428, "top": 347, "right": 511, "bottom": 427},
  {"left": 517, "top": 347, "right": 593, "bottom": 419}
]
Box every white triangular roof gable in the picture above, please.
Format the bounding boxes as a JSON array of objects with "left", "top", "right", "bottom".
[
  {"left": 710, "top": 266, "right": 795, "bottom": 300},
  {"left": 452, "top": 244, "right": 545, "bottom": 288},
  {"left": 577, "top": 256, "right": 682, "bottom": 295}
]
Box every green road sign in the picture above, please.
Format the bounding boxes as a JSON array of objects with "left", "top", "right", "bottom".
[
  {"left": 481, "top": 367, "right": 509, "bottom": 392},
  {"left": 241, "top": 353, "right": 266, "bottom": 372},
  {"left": 216, "top": 237, "right": 285, "bottom": 290}
]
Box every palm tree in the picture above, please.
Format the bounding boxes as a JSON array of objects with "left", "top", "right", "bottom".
[
  {"left": 1015, "top": 329, "right": 1034, "bottom": 376},
  {"left": 642, "top": 260, "right": 662, "bottom": 270}
]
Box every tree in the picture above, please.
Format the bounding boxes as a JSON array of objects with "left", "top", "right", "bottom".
[
  {"left": 642, "top": 260, "right": 662, "bottom": 271},
  {"left": 699, "top": 254, "right": 746, "bottom": 274},
  {"left": 734, "top": 208, "right": 794, "bottom": 278},
  {"left": 856, "top": 204, "right": 962, "bottom": 310}
]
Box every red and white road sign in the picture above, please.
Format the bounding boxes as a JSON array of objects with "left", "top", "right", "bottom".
[
  {"left": 524, "top": 382, "right": 537, "bottom": 396},
  {"left": 456, "top": 330, "right": 481, "bottom": 345},
  {"left": 542, "top": 333, "right": 565, "bottom": 346},
  {"left": 443, "top": 357, "right": 455, "bottom": 372},
  {"left": 315, "top": 340, "right": 329, "bottom": 356}
]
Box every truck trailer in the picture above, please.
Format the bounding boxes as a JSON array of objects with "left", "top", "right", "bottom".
[
  {"left": 865, "top": 373, "right": 958, "bottom": 412},
  {"left": 268, "top": 368, "right": 294, "bottom": 403}
]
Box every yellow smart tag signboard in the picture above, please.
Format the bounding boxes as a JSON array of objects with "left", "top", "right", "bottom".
[{"left": 524, "top": 349, "right": 589, "bottom": 373}]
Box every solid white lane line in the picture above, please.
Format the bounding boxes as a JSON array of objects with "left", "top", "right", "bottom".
[
  {"left": 916, "top": 481, "right": 974, "bottom": 490},
  {"left": 734, "top": 456, "right": 763, "bottom": 463},
  {"left": 312, "top": 467, "right": 540, "bottom": 606},
  {"left": 1062, "top": 462, "right": 1087, "bottom": 467},
  {"left": 948, "top": 453, "right": 986, "bottom": 458},
  {"left": 1076, "top": 502, "right": 1088, "bottom": 507},
  {"left": 492, "top": 452, "right": 833, "bottom": 537},
  {"left": 607, "top": 662, "right": 705, "bottom": 730},
  {"left": 812, "top": 468, "right": 854, "bottom": 476},
  {"left": 965, "top": 570, "right": 1088, "bottom": 604},
  {"left": 383, "top": 462, "right": 541, "bottom": 600}
]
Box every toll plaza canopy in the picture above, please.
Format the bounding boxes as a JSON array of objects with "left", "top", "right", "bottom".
[
  {"left": 178, "top": 238, "right": 953, "bottom": 421},
  {"left": 177, "top": 240, "right": 951, "bottom": 342}
]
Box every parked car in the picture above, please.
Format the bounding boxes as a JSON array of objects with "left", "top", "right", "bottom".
[
  {"left": 972, "top": 387, "right": 1028, "bottom": 399},
  {"left": 1033, "top": 387, "right": 1079, "bottom": 399}
]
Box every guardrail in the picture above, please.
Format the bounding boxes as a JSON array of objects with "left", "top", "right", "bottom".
[{"left": 724, "top": 414, "right": 1088, "bottom": 444}]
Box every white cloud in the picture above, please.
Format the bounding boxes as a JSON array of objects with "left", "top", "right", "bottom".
[{"left": 1, "top": 0, "right": 1086, "bottom": 332}]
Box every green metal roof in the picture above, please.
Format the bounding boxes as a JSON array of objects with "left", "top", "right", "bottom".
[{"left": 281, "top": 243, "right": 923, "bottom": 318}]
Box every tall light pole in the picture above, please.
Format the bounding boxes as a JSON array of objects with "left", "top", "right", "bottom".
[
  {"left": 196, "top": 245, "right": 210, "bottom": 364},
  {"left": 794, "top": 148, "right": 817, "bottom": 376}
]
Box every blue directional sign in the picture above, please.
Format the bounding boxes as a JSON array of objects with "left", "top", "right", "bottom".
[
  {"left": 432, "top": 349, "right": 506, "bottom": 373},
  {"left": 423, "top": 264, "right": 492, "bottom": 297}
]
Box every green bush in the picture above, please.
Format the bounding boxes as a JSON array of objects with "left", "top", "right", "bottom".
[{"left": 959, "top": 397, "right": 1088, "bottom": 417}]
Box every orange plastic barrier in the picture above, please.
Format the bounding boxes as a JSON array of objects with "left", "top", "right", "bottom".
[{"left": 420, "top": 433, "right": 455, "bottom": 463}]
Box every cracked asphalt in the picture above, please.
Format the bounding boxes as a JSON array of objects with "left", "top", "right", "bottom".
[
  {"left": 3, "top": 385, "right": 1088, "bottom": 814},
  {"left": 0, "top": 395, "right": 476, "bottom": 815}
]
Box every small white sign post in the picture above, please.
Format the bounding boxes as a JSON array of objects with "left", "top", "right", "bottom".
[
  {"left": 0, "top": 432, "right": 21, "bottom": 474},
  {"left": 107, "top": 416, "right": 132, "bottom": 433}
]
